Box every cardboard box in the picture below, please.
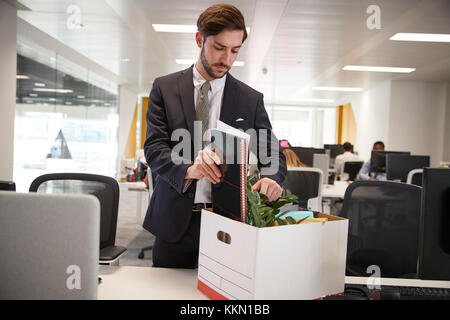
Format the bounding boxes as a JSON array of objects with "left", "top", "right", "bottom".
[{"left": 197, "top": 209, "right": 348, "bottom": 300}]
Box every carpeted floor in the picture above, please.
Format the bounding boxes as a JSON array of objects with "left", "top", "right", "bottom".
[{"left": 115, "top": 186, "right": 154, "bottom": 267}]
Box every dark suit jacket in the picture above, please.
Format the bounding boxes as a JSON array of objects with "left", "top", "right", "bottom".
[{"left": 143, "top": 66, "right": 287, "bottom": 242}]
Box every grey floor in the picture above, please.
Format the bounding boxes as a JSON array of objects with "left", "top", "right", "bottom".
[{"left": 115, "top": 188, "right": 155, "bottom": 267}]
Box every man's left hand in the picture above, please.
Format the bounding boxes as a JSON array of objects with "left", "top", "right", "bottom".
[{"left": 251, "top": 178, "right": 283, "bottom": 202}]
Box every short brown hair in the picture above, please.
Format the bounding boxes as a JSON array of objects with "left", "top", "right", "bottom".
[
  {"left": 197, "top": 3, "right": 248, "bottom": 43},
  {"left": 343, "top": 142, "right": 353, "bottom": 152}
]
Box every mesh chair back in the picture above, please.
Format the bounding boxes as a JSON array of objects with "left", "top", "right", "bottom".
[
  {"left": 411, "top": 172, "right": 423, "bottom": 186},
  {"left": 343, "top": 161, "right": 364, "bottom": 181},
  {"left": 341, "top": 181, "right": 422, "bottom": 278},
  {"left": 282, "top": 167, "right": 322, "bottom": 209},
  {"left": 29, "top": 173, "right": 119, "bottom": 249}
]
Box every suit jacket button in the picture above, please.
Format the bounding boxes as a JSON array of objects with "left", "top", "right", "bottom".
[{"left": 188, "top": 192, "right": 194, "bottom": 199}]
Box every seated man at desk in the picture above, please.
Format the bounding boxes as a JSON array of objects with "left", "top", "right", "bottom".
[
  {"left": 358, "top": 141, "right": 387, "bottom": 181},
  {"left": 334, "top": 142, "right": 360, "bottom": 180}
]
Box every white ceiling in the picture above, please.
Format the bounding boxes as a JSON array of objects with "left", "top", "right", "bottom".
[{"left": 16, "top": 0, "right": 450, "bottom": 105}]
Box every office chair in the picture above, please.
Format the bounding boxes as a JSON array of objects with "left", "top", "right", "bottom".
[
  {"left": 407, "top": 168, "right": 423, "bottom": 187},
  {"left": 343, "top": 161, "right": 364, "bottom": 181},
  {"left": 138, "top": 170, "right": 155, "bottom": 260},
  {"left": 0, "top": 180, "right": 16, "bottom": 191},
  {"left": 29, "top": 173, "right": 126, "bottom": 265},
  {"left": 340, "top": 181, "right": 422, "bottom": 278},
  {"left": 282, "top": 167, "right": 323, "bottom": 211}
]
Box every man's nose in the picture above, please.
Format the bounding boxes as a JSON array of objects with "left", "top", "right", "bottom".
[{"left": 220, "top": 50, "right": 233, "bottom": 66}]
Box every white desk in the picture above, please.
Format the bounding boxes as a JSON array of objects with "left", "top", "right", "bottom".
[
  {"left": 119, "top": 182, "right": 148, "bottom": 225},
  {"left": 98, "top": 265, "right": 208, "bottom": 300},
  {"left": 346, "top": 276, "right": 450, "bottom": 289},
  {"left": 322, "top": 181, "right": 349, "bottom": 199},
  {"left": 97, "top": 265, "right": 450, "bottom": 300},
  {"left": 321, "top": 181, "right": 350, "bottom": 213}
]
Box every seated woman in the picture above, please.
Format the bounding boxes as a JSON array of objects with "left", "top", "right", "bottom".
[{"left": 283, "top": 148, "right": 310, "bottom": 167}]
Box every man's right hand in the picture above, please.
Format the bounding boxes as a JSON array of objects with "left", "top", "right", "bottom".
[{"left": 185, "top": 148, "right": 222, "bottom": 184}]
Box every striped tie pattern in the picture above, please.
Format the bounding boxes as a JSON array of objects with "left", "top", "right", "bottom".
[{"left": 195, "top": 81, "right": 211, "bottom": 148}]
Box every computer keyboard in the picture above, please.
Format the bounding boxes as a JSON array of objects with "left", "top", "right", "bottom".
[
  {"left": 385, "top": 285, "right": 450, "bottom": 300},
  {"left": 341, "top": 284, "right": 450, "bottom": 300}
]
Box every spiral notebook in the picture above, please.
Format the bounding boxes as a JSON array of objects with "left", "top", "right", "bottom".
[{"left": 210, "top": 121, "right": 249, "bottom": 223}]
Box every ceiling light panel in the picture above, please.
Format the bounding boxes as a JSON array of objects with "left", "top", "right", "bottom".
[{"left": 343, "top": 65, "right": 416, "bottom": 73}]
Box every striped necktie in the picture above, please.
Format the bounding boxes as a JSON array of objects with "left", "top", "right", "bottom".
[{"left": 195, "top": 81, "right": 211, "bottom": 148}]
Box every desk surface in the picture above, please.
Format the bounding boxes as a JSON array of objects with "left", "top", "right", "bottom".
[
  {"left": 322, "top": 181, "right": 350, "bottom": 198},
  {"left": 98, "top": 265, "right": 208, "bottom": 300},
  {"left": 98, "top": 265, "right": 450, "bottom": 300},
  {"left": 119, "top": 181, "right": 147, "bottom": 190},
  {"left": 346, "top": 276, "right": 450, "bottom": 288}
]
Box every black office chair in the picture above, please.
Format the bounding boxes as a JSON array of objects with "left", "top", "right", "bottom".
[
  {"left": 340, "top": 180, "right": 422, "bottom": 278},
  {"left": 343, "top": 161, "right": 364, "bottom": 181},
  {"left": 0, "top": 181, "right": 16, "bottom": 191},
  {"left": 138, "top": 170, "right": 155, "bottom": 260},
  {"left": 29, "top": 173, "right": 126, "bottom": 265},
  {"left": 282, "top": 167, "right": 322, "bottom": 211}
]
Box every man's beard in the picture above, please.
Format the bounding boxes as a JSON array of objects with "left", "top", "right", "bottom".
[{"left": 200, "top": 46, "right": 230, "bottom": 79}]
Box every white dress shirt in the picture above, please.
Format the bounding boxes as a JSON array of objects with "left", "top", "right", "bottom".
[
  {"left": 334, "top": 151, "right": 360, "bottom": 176},
  {"left": 193, "top": 64, "right": 227, "bottom": 204},
  {"left": 358, "top": 159, "right": 387, "bottom": 181}
]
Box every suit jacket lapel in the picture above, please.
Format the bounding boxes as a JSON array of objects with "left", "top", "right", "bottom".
[
  {"left": 220, "top": 73, "right": 239, "bottom": 125},
  {"left": 178, "top": 66, "right": 195, "bottom": 139}
]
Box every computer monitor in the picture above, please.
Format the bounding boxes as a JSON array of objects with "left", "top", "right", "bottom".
[
  {"left": 290, "top": 147, "right": 314, "bottom": 167},
  {"left": 386, "top": 154, "right": 430, "bottom": 182},
  {"left": 0, "top": 181, "right": 15, "bottom": 191},
  {"left": 324, "top": 144, "right": 344, "bottom": 159},
  {"left": 370, "top": 151, "right": 411, "bottom": 174},
  {"left": 0, "top": 191, "right": 100, "bottom": 299},
  {"left": 313, "top": 148, "right": 325, "bottom": 154},
  {"left": 324, "top": 144, "right": 344, "bottom": 168},
  {"left": 419, "top": 168, "right": 450, "bottom": 280}
]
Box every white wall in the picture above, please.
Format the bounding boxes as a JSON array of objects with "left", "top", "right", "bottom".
[
  {"left": 0, "top": 1, "right": 17, "bottom": 181},
  {"left": 346, "top": 79, "right": 449, "bottom": 166},
  {"left": 389, "top": 80, "right": 447, "bottom": 166},
  {"left": 349, "top": 80, "right": 392, "bottom": 161}
]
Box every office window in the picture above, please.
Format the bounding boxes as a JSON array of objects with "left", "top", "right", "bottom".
[
  {"left": 14, "top": 39, "right": 118, "bottom": 192},
  {"left": 266, "top": 105, "right": 336, "bottom": 147}
]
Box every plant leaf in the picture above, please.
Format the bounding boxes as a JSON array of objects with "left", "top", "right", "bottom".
[
  {"left": 285, "top": 216, "right": 297, "bottom": 225},
  {"left": 296, "top": 217, "right": 309, "bottom": 224}
]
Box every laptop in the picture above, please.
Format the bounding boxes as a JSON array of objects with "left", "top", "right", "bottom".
[{"left": 0, "top": 191, "right": 100, "bottom": 299}]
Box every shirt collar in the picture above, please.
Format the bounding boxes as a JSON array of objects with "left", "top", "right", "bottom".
[{"left": 193, "top": 63, "right": 227, "bottom": 94}]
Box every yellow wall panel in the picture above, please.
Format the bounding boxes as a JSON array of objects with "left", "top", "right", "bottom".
[
  {"left": 336, "top": 103, "right": 357, "bottom": 145},
  {"left": 124, "top": 103, "right": 138, "bottom": 159},
  {"left": 141, "top": 97, "right": 149, "bottom": 149}
]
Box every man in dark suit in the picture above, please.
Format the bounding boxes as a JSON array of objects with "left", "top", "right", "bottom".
[{"left": 143, "top": 4, "right": 287, "bottom": 268}]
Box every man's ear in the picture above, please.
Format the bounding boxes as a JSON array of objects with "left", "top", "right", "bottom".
[{"left": 195, "top": 32, "right": 203, "bottom": 48}]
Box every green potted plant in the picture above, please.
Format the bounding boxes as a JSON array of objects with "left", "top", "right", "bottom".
[{"left": 246, "top": 175, "right": 309, "bottom": 227}]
